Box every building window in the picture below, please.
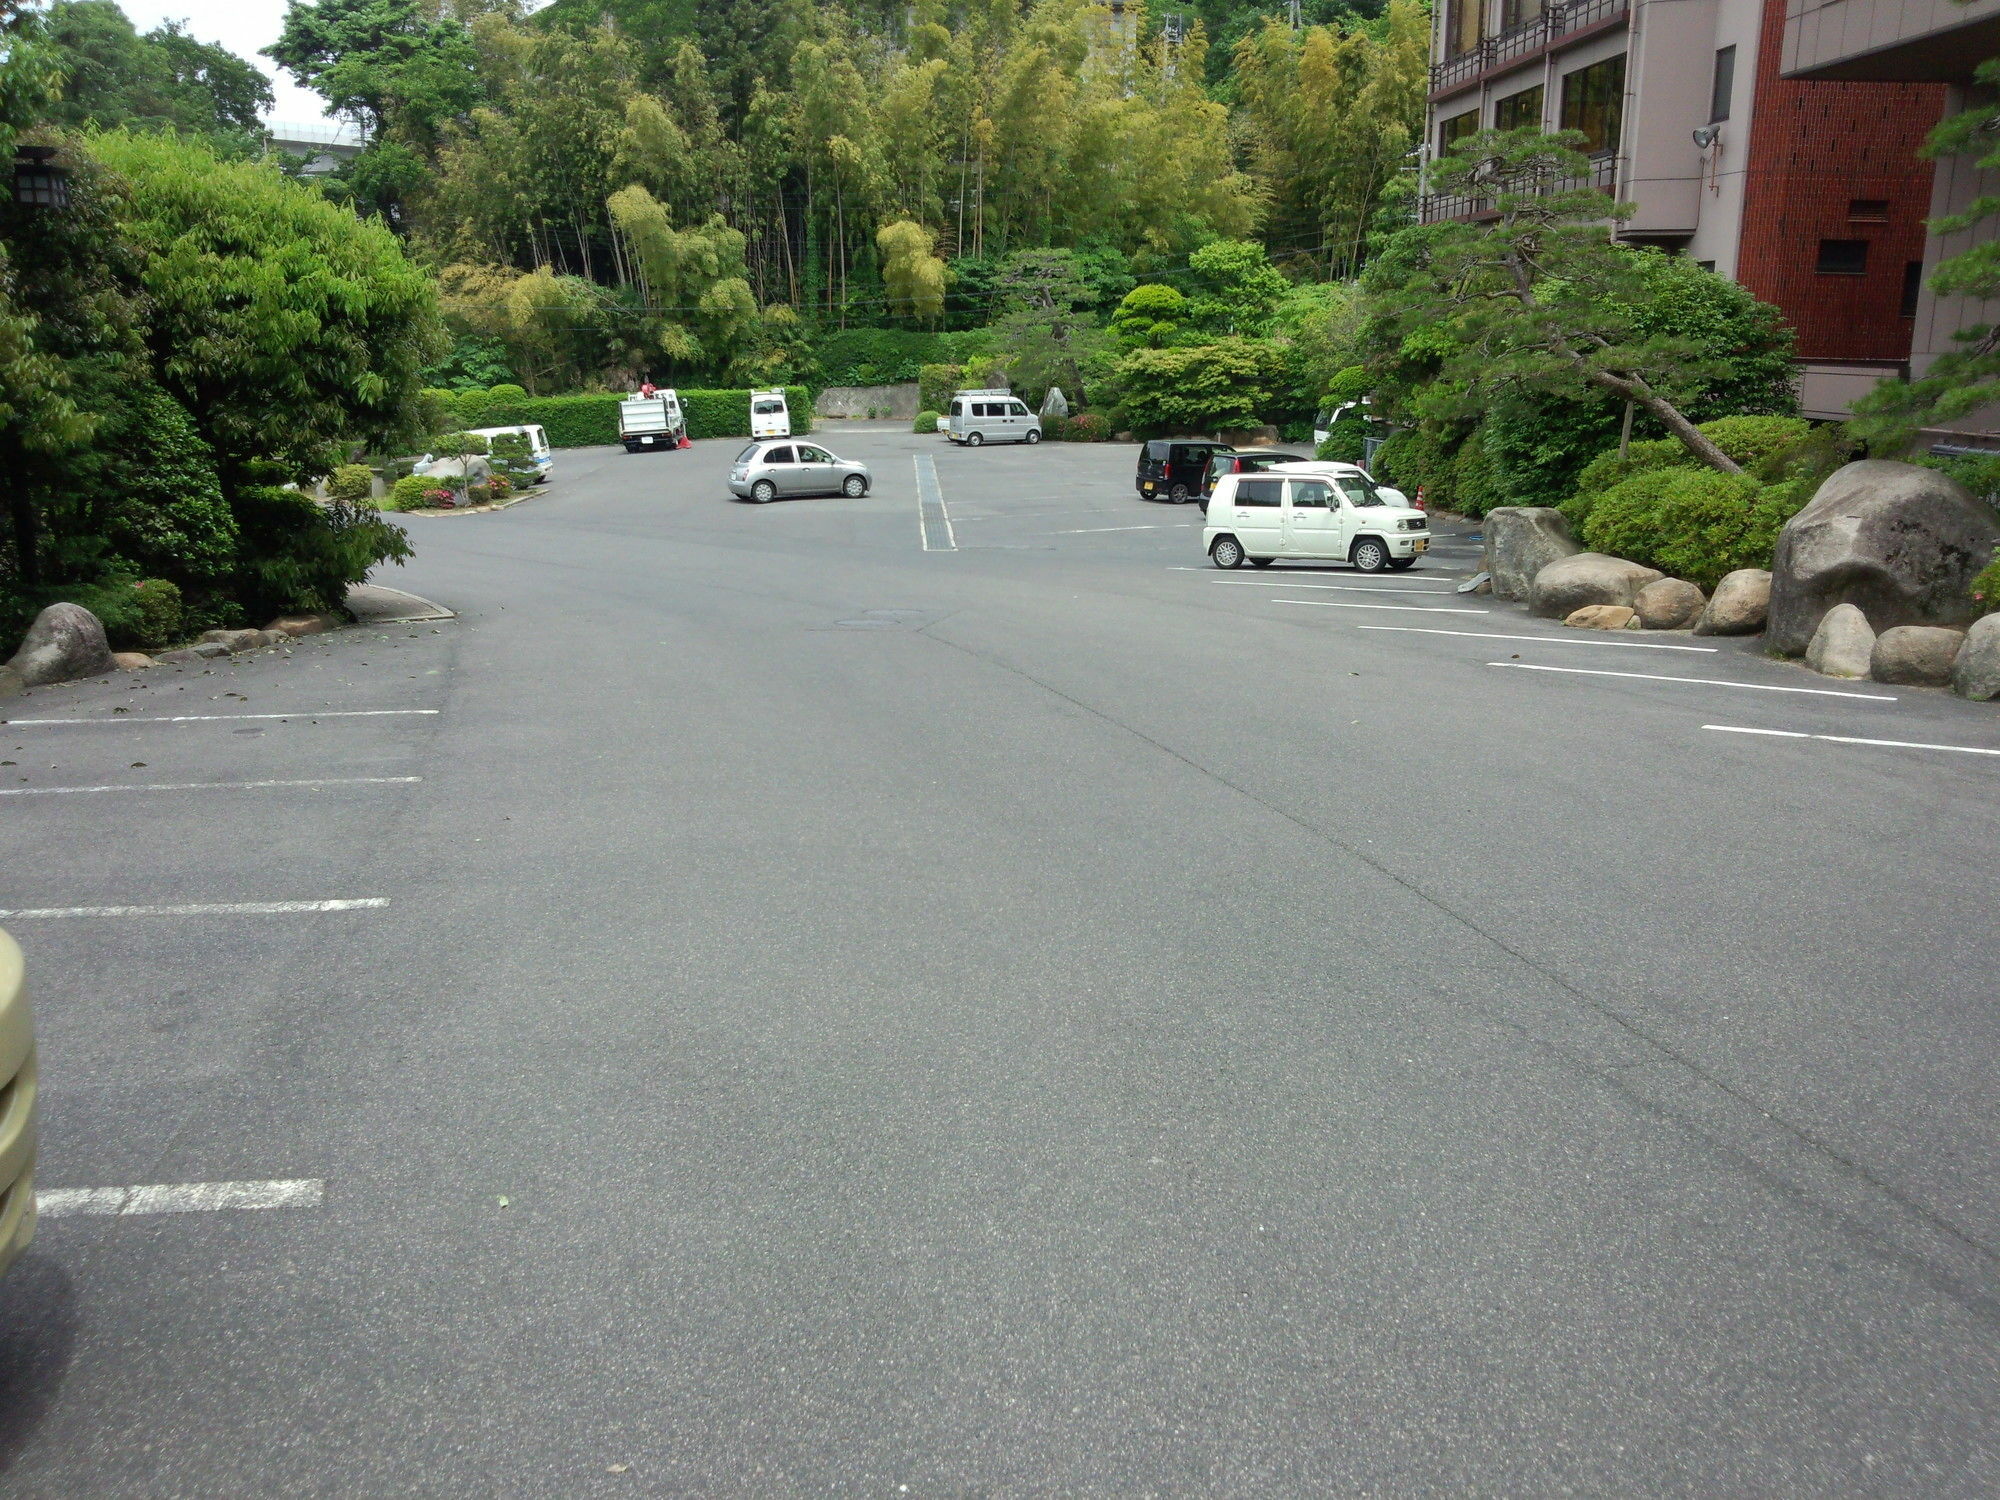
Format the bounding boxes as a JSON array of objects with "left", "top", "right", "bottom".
[
  {"left": 1561, "top": 56, "right": 1625, "bottom": 155},
  {"left": 1903, "top": 260, "right": 1925, "bottom": 316},
  {"left": 1494, "top": 85, "right": 1544, "bottom": 132},
  {"left": 1501, "top": 0, "right": 1545, "bottom": 30},
  {"left": 1848, "top": 198, "right": 1890, "bottom": 221},
  {"left": 1439, "top": 110, "right": 1478, "bottom": 155},
  {"left": 1709, "top": 46, "right": 1736, "bottom": 123},
  {"left": 1816, "top": 239, "right": 1869, "bottom": 275},
  {"left": 1446, "top": 0, "right": 1483, "bottom": 57}
]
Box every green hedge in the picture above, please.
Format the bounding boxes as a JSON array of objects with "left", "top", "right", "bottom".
[
  {"left": 816, "top": 329, "right": 994, "bottom": 386},
  {"left": 1581, "top": 468, "right": 1811, "bottom": 590},
  {"left": 438, "top": 386, "right": 814, "bottom": 447}
]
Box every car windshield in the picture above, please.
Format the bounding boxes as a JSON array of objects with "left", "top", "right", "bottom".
[{"left": 1335, "top": 475, "right": 1388, "bottom": 507}]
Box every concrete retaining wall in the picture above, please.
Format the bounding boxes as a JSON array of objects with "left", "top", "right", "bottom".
[{"left": 815, "top": 383, "right": 921, "bottom": 421}]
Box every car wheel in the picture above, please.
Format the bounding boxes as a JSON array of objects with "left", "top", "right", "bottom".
[
  {"left": 1387, "top": 558, "right": 1416, "bottom": 571},
  {"left": 1168, "top": 482, "right": 1189, "bottom": 502},
  {"left": 1210, "top": 536, "right": 1245, "bottom": 570},
  {"left": 1024, "top": 428, "right": 1041, "bottom": 445},
  {"left": 842, "top": 475, "right": 867, "bottom": 497},
  {"left": 966, "top": 431, "right": 984, "bottom": 447},
  {"left": 1352, "top": 536, "right": 1390, "bottom": 572},
  {"left": 751, "top": 479, "right": 777, "bottom": 504},
  {"left": 1249, "top": 557, "right": 1273, "bottom": 568}
]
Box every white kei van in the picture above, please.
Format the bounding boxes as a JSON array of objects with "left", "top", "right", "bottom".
[
  {"left": 750, "top": 389, "right": 791, "bottom": 438},
  {"left": 466, "top": 424, "right": 553, "bottom": 483},
  {"left": 1202, "top": 464, "right": 1430, "bottom": 571},
  {"left": 946, "top": 389, "right": 1041, "bottom": 446}
]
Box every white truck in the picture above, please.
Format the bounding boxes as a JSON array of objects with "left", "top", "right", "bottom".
[
  {"left": 619, "top": 391, "right": 686, "bottom": 453},
  {"left": 750, "top": 388, "right": 791, "bottom": 438}
]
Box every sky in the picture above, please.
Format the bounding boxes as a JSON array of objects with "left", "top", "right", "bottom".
[{"left": 115, "top": 0, "right": 341, "bottom": 130}]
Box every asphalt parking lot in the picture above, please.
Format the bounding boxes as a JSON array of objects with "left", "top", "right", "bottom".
[{"left": 3, "top": 428, "right": 1998, "bottom": 1496}]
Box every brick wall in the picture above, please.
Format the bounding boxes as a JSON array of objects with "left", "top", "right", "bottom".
[{"left": 1736, "top": 0, "right": 1945, "bottom": 362}]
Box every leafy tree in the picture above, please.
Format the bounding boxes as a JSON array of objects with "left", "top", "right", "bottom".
[
  {"left": 268, "top": 0, "right": 482, "bottom": 141},
  {"left": 1184, "top": 238, "right": 1289, "bottom": 337},
  {"left": 878, "top": 220, "right": 947, "bottom": 323},
  {"left": 87, "top": 129, "right": 445, "bottom": 499},
  {"left": 1365, "top": 129, "right": 1795, "bottom": 476},
  {"left": 1111, "top": 283, "right": 1189, "bottom": 348},
  {"left": 992, "top": 248, "right": 1105, "bottom": 404},
  {"left": 36, "top": 3, "right": 273, "bottom": 142},
  {"left": 1113, "top": 337, "right": 1284, "bottom": 432}
]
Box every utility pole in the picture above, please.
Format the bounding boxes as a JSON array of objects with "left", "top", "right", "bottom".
[{"left": 1288, "top": 0, "right": 1301, "bottom": 29}]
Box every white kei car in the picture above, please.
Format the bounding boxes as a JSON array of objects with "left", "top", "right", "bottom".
[{"left": 1201, "top": 463, "right": 1430, "bottom": 571}]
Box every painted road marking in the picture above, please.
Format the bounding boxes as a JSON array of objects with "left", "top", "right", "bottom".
[
  {"left": 1212, "top": 578, "right": 1461, "bottom": 596},
  {"left": 916, "top": 455, "right": 956, "bottom": 551},
  {"left": 1275, "top": 599, "right": 1489, "bottom": 615},
  {"left": 38, "top": 1179, "right": 324, "bottom": 1218},
  {"left": 1056, "top": 524, "right": 1191, "bottom": 533},
  {"left": 0, "top": 776, "right": 420, "bottom": 797},
  {"left": 1488, "top": 661, "right": 1895, "bottom": 700},
  {"left": 1704, "top": 725, "right": 2000, "bottom": 757},
  {"left": 1171, "top": 567, "right": 1454, "bottom": 585},
  {"left": 1360, "top": 625, "right": 1718, "bottom": 652},
  {"left": 0, "top": 899, "right": 388, "bottom": 919},
  {"left": 5, "top": 710, "right": 440, "bottom": 726}
]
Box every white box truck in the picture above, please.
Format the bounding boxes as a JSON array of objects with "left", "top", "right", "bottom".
[
  {"left": 750, "top": 389, "right": 791, "bottom": 438},
  {"left": 620, "top": 390, "right": 686, "bottom": 453}
]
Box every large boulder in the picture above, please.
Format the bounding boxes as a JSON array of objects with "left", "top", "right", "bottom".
[
  {"left": 1484, "top": 507, "right": 1583, "bottom": 602},
  {"left": 1871, "top": 625, "right": 1967, "bottom": 687},
  {"left": 4, "top": 602, "right": 117, "bottom": 688},
  {"left": 1952, "top": 614, "right": 2000, "bottom": 700},
  {"left": 1634, "top": 578, "right": 1706, "bottom": 630},
  {"left": 1693, "top": 569, "right": 1772, "bottom": 636},
  {"left": 1768, "top": 460, "right": 2000, "bottom": 654},
  {"left": 1529, "top": 552, "right": 1665, "bottom": 618},
  {"left": 1804, "top": 602, "right": 1876, "bottom": 679}
]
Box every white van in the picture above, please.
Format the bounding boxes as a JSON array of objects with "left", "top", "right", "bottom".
[
  {"left": 946, "top": 389, "right": 1041, "bottom": 447},
  {"left": 750, "top": 389, "right": 791, "bottom": 439},
  {"left": 1202, "top": 464, "right": 1430, "bottom": 572},
  {"left": 466, "top": 424, "right": 552, "bottom": 483}
]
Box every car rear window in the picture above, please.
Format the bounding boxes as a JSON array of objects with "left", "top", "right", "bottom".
[
  {"left": 1234, "top": 477, "right": 1282, "bottom": 507},
  {"left": 735, "top": 443, "right": 759, "bottom": 463}
]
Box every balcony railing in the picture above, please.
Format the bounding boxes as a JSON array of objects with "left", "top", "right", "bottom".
[
  {"left": 1431, "top": 0, "right": 1629, "bottom": 95},
  {"left": 1418, "top": 152, "right": 1621, "bottom": 223}
]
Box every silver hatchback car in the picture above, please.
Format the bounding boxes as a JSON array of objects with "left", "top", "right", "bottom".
[{"left": 728, "top": 439, "right": 872, "bottom": 503}]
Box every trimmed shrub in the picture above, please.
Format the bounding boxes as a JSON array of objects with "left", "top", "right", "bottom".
[
  {"left": 435, "top": 431, "right": 490, "bottom": 456},
  {"left": 386, "top": 475, "right": 431, "bottom": 512},
  {"left": 448, "top": 385, "right": 814, "bottom": 447},
  {"left": 919, "top": 364, "right": 961, "bottom": 414},
  {"left": 1973, "top": 549, "right": 2000, "bottom": 610},
  {"left": 1452, "top": 427, "right": 1503, "bottom": 516},
  {"left": 914, "top": 410, "right": 940, "bottom": 434},
  {"left": 417, "top": 387, "right": 460, "bottom": 435},
  {"left": 488, "top": 472, "right": 513, "bottom": 497},
  {"left": 128, "top": 578, "right": 184, "bottom": 648},
  {"left": 1582, "top": 468, "right": 1812, "bottom": 589},
  {"left": 1063, "top": 411, "right": 1111, "bottom": 442},
  {"left": 465, "top": 482, "right": 492, "bottom": 505},
  {"left": 326, "top": 463, "right": 376, "bottom": 502}
]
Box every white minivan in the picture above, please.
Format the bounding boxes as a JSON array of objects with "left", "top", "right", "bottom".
[
  {"left": 750, "top": 389, "right": 791, "bottom": 438},
  {"left": 1202, "top": 464, "right": 1430, "bottom": 571},
  {"left": 466, "top": 424, "right": 553, "bottom": 483},
  {"left": 946, "top": 389, "right": 1041, "bottom": 446}
]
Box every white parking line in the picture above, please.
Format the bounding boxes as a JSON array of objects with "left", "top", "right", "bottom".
[
  {"left": 1488, "top": 661, "right": 1895, "bottom": 700},
  {"left": 1705, "top": 725, "right": 2000, "bottom": 756},
  {"left": 0, "top": 776, "right": 420, "bottom": 797},
  {"left": 38, "top": 1179, "right": 324, "bottom": 1218},
  {"left": 1212, "top": 578, "right": 1461, "bottom": 596},
  {"left": 916, "top": 455, "right": 955, "bottom": 551},
  {"left": 1171, "top": 566, "right": 1453, "bottom": 586},
  {"left": 1275, "top": 599, "right": 1489, "bottom": 615},
  {"left": 1056, "top": 524, "right": 1187, "bottom": 533},
  {"left": 1360, "top": 625, "right": 1718, "bottom": 652},
  {"left": 5, "top": 710, "right": 440, "bottom": 726},
  {"left": 0, "top": 899, "right": 388, "bottom": 918}
]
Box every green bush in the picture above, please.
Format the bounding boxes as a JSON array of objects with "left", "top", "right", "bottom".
[
  {"left": 326, "top": 463, "right": 376, "bottom": 502},
  {"left": 454, "top": 385, "right": 815, "bottom": 447},
  {"left": 919, "top": 364, "right": 961, "bottom": 414},
  {"left": 1063, "top": 411, "right": 1111, "bottom": 442},
  {"left": 435, "top": 431, "right": 490, "bottom": 456},
  {"left": 387, "top": 474, "right": 433, "bottom": 512},
  {"left": 225, "top": 487, "right": 412, "bottom": 621},
  {"left": 1698, "top": 415, "right": 1813, "bottom": 472},
  {"left": 914, "top": 410, "right": 940, "bottom": 434},
  {"left": 1564, "top": 417, "right": 1817, "bottom": 530},
  {"left": 1374, "top": 424, "right": 1464, "bottom": 510},
  {"left": 1316, "top": 422, "right": 1366, "bottom": 464},
  {"left": 1582, "top": 468, "right": 1811, "bottom": 589},
  {"left": 417, "top": 387, "right": 460, "bottom": 435},
  {"left": 127, "top": 578, "right": 184, "bottom": 648},
  {"left": 1973, "top": 549, "right": 2000, "bottom": 610},
  {"left": 465, "top": 482, "right": 492, "bottom": 505},
  {"left": 816, "top": 329, "right": 993, "bottom": 386},
  {"left": 1452, "top": 427, "right": 1503, "bottom": 516}
]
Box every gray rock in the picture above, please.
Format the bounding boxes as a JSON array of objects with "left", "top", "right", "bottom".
[
  {"left": 0, "top": 665, "right": 22, "bottom": 700},
  {"left": 1871, "top": 625, "right": 1967, "bottom": 686},
  {"left": 420, "top": 455, "right": 492, "bottom": 486},
  {"left": 152, "top": 647, "right": 209, "bottom": 665},
  {"left": 1805, "top": 602, "right": 1876, "bottom": 678},
  {"left": 5, "top": 602, "right": 117, "bottom": 687},
  {"left": 1951, "top": 613, "right": 2000, "bottom": 700},
  {"left": 1634, "top": 578, "right": 1706, "bottom": 630},
  {"left": 1529, "top": 552, "right": 1665, "bottom": 618},
  {"left": 1040, "top": 386, "right": 1069, "bottom": 420},
  {"left": 1768, "top": 460, "right": 2000, "bottom": 654},
  {"left": 1484, "top": 507, "right": 1583, "bottom": 602},
  {"left": 199, "top": 628, "right": 264, "bottom": 653},
  {"left": 1693, "top": 569, "right": 1772, "bottom": 636}
]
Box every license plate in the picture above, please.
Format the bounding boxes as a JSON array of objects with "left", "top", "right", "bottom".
[
  {"left": 641, "top": 436, "right": 653, "bottom": 445},
  {"left": 1142, "top": 482, "right": 1154, "bottom": 491},
  {"left": 1414, "top": 538, "right": 1428, "bottom": 552}
]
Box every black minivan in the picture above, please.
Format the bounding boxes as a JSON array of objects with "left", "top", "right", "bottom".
[{"left": 1136, "top": 440, "right": 1233, "bottom": 503}]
